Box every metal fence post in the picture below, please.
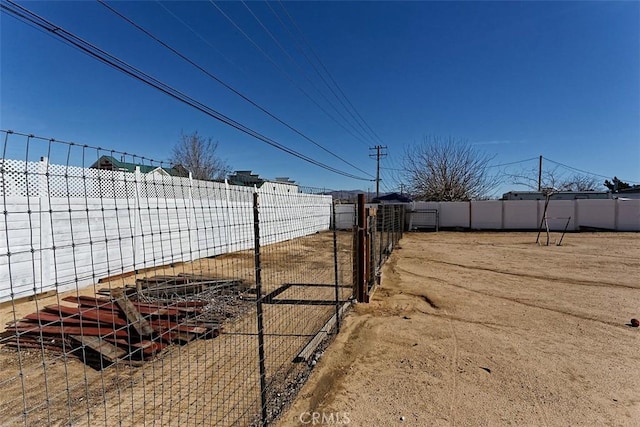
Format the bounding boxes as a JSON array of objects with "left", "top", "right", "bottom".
[
  {"left": 332, "top": 201, "right": 340, "bottom": 332},
  {"left": 253, "top": 192, "right": 268, "bottom": 426}
]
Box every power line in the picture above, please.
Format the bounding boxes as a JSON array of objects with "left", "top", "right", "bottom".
[
  {"left": 278, "top": 1, "right": 386, "bottom": 146},
  {"left": 380, "top": 156, "right": 541, "bottom": 172},
  {"left": 238, "top": 1, "right": 373, "bottom": 149},
  {"left": 543, "top": 157, "right": 639, "bottom": 184},
  {"left": 486, "top": 157, "right": 539, "bottom": 169},
  {"left": 369, "top": 145, "right": 387, "bottom": 198},
  {"left": 275, "top": 1, "right": 380, "bottom": 145},
  {"left": 240, "top": 1, "right": 368, "bottom": 145},
  {"left": 263, "top": 1, "right": 371, "bottom": 149},
  {"left": 207, "top": 0, "right": 372, "bottom": 146},
  {"left": 153, "top": 0, "right": 247, "bottom": 78},
  {"left": 97, "top": 0, "right": 374, "bottom": 179},
  {"left": 1, "top": 0, "right": 371, "bottom": 181}
]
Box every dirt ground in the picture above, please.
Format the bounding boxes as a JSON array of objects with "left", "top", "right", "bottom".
[
  {"left": 277, "top": 232, "right": 640, "bottom": 427},
  {"left": 0, "top": 231, "right": 353, "bottom": 426}
]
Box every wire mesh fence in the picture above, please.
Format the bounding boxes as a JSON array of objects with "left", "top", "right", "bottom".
[{"left": 0, "top": 130, "right": 356, "bottom": 426}]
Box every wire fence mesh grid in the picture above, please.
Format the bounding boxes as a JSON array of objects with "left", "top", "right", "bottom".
[{"left": 0, "top": 130, "right": 406, "bottom": 426}]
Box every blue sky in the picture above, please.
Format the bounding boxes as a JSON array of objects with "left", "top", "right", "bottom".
[{"left": 1, "top": 1, "right": 638, "bottom": 195}]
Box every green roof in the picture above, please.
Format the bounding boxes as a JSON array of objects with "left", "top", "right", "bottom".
[{"left": 91, "top": 156, "right": 184, "bottom": 176}]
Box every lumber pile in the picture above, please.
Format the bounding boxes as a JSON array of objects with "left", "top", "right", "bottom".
[
  {"left": 1, "top": 288, "right": 222, "bottom": 369},
  {"left": 96, "top": 273, "right": 247, "bottom": 298}
]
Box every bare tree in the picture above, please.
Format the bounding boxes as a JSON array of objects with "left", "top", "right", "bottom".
[
  {"left": 508, "top": 167, "right": 600, "bottom": 192},
  {"left": 558, "top": 174, "right": 600, "bottom": 191},
  {"left": 403, "top": 136, "right": 497, "bottom": 201},
  {"left": 170, "top": 131, "right": 230, "bottom": 180}
]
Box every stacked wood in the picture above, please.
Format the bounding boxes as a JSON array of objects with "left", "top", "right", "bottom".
[
  {"left": 1, "top": 289, "right": 222, "bottom": 369},
  {"left": 123, "top": 273, "right": 247, "bottom": 298}
]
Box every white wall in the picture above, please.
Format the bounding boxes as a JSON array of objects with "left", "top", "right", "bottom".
[
  {"left": 471, "top": 201, "right": 503, "bottom": 229},
  {"left": 576, "top": 199, "right": 616, "bottom": 230},
  {"left": 503, "top": 201, "right": 538, "bottom": 229},
  {"left": 617, "top": 200, "right": 640, "bottom": 231},
  {"left": 0, "top": 160, "right": 332, "bottom": 302},
  {"left": 411, "top": 199, "right": 638, "bottom": 232},
  {"left": 439, "top": 202, "right": 470, "bottom": 228}
]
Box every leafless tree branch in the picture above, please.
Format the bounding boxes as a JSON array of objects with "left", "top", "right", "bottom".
[
  {"left": 170, "top": 131, "right": 231, "bottom": 181},
  {"left": 402, "top": 135, "right": 498, "bottom": 201}
]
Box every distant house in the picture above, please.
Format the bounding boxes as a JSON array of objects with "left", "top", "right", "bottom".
[
  {"left": 90, "top": 156, "right": 187, "bottom": 177},
  {"left": 614, "top": 186, "right": 640, "bottom": 200},
  {"left": 227, "top": 170, "right": 264, "bottom": 187},
  {"left": 501, "top": 191, "right": 611, "bottom": 201},
  {"left": 372, "top": 192, "right": 413, "bottom": 204},
  {"left": 227, "top": 170, "right": 298, "bottom": 192}
]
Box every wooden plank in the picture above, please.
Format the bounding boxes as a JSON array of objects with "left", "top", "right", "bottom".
[
  {"left": 44, "top": 305, "right": 129, "bottom": 327},
  {"left": 294, "top": 302, "right": 351, "bottom": 363},
  {"left": 62, "top": 295, "right": 112, "bottom": 305},
  {"left": 22, "top": 312, "right": 102, "bottom": 326},
  {"left": 111, "top": 288, "right": 155, "bottom": 336},
  {"left": 8, "top": 324, "right": 129, "bottom": 338},
  {"left": 69, "top": 334, "right": 127, "bottom": 363},
  {"left": 148, "top": 321, "right": 208, "bottom": 334},
  {"left": 65, "top": 298, "right": 172, "bottom": 316}
]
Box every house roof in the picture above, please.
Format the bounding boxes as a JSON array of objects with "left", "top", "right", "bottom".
[
  {"left": 372, "top": 192, "right": 412, "bottom": 203},
  {"left": 91, "top": 156, "right": 185, "bottom": 176},
  {"left": 227, "top": 170, "right": 298, "bottom": 188}
]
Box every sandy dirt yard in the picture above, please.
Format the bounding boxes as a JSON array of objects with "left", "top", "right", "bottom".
[
  {"left": 0, "top": 231, "right": 353, "bottom": 426},
  {"left": 277, "top": 232, "right": 640, "bottom": 427}
]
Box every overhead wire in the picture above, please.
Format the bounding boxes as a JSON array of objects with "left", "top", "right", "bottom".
[
  {"left": 380, "top": 156, "right": 541, "bottom": 172},
  {"left": 0, "top": 0, "right": 372, "bottom": 181},
  {"left": 485, "top": 157, "right": 539, "bottom": 168},
  {"left": 543, "top": 157, "right": 639, "bottom": 184},
  {"left": 207, "top": 0, "right": 372, "bottom": 146},
  {"left": 97, "top": 0, "right": 374, "bottom": 179},
  {"left": 277, "top": 1, "right": 386, "bottom": 146},
  {"left": 378, "top": 152, "right": 402, "bottom": 192},
  {"left": 241, "top": 1, "right": 371, "bottom": 148},
  {"left": 271, "top": 1, "right": 378, "bottom": 146},
  {"left": 152, "top": 0, "right": 247, "bottom": 78}
]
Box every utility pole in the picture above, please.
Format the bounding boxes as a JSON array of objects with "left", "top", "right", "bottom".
[
  {"left": 538, "top": 155, "right": 543, "bottom": 192},
  {"left": 369, "top": 145, "right": 387, "bottom": 198},
  {"left": 400, "top": 183, "right": 404, "bottom": 195}
]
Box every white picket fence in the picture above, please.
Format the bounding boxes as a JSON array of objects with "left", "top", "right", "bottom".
[{"left": 0, "top": 158, "right": 331, "bottom": 302}]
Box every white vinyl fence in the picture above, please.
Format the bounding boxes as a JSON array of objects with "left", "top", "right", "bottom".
[
  {"left": 337, "top": 199, "right": 640, "bottom": 232},
  {"left": 0, "top": 158, "right": 331, "bottom": 302},
  {"left": 412, "top": 200, "right": 640, "bottom": 231}
]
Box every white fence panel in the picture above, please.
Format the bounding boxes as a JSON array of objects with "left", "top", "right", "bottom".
[
  {"left": 334, "top": 204, "right": 355, "bottom": 229},
  {"left": 0, "top": 197, "right": 42, "bottom": 299},
  {"left": 617, "top": 199, "right": 640, "bottom": 231},
  {"left": 576, "top": 199, "right": 616, "bottom": 230},
  {"left": 0, "top": 159, "right": 334, "bottom": 302},
  {"left": 439, "top": 202, "right": 470, "bottom": 228},
  {"left": 471, "top": 201, "right": 502, "bottom": 229},
  {"left": 503, "top": 200, "right": 539, "bottom": 229},
  {"left": 539, "top": 200, "right": 576, "bottom": 231}
]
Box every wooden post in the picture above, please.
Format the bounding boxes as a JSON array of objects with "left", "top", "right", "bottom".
[{"left": 355, "top": 194, "right": 367, "bottom": 303}]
